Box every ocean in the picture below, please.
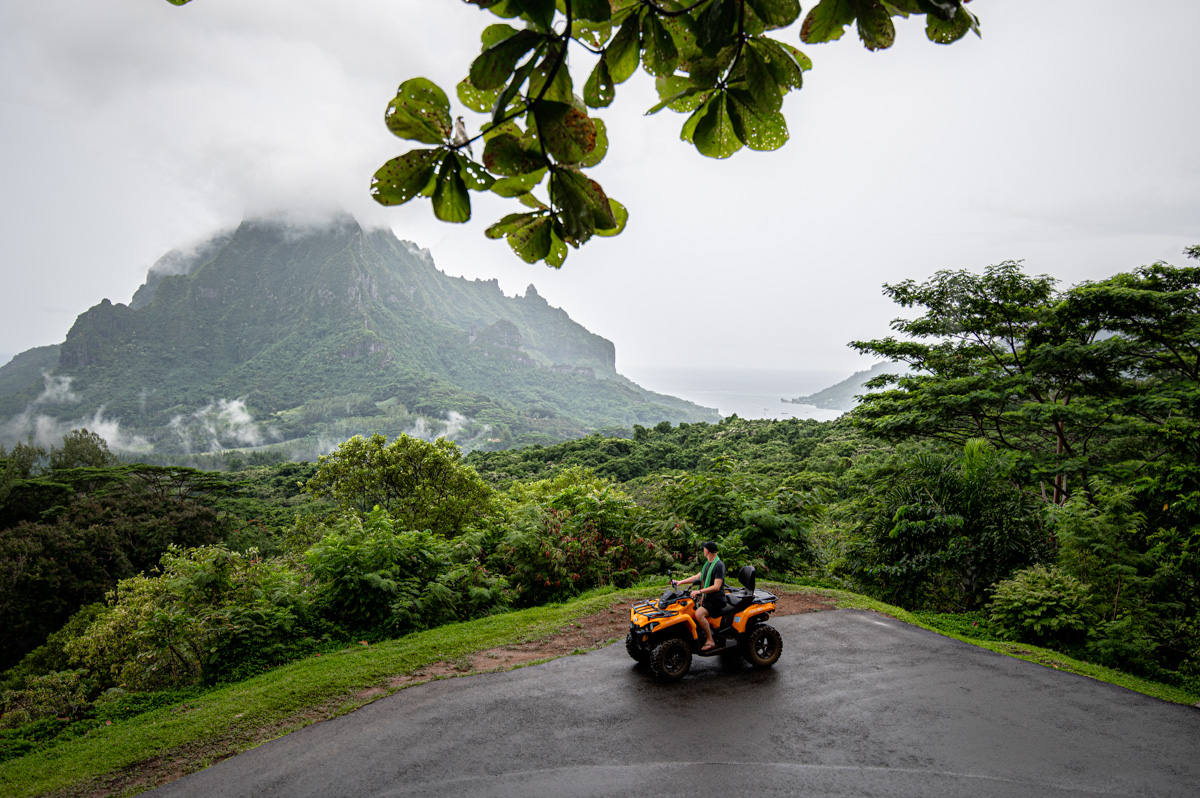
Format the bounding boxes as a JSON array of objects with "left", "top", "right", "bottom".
[{"left": 621, "top": 365, "right": 850, "bottom": 422}]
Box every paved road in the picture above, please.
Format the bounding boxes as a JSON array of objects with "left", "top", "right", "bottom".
[{"left": 151, "top": 610, "right": 1200, "bottom": 797}]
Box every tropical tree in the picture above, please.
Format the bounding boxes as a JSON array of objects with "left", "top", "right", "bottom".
[
  {"left": 305, "top": 433, "right": 495, "bottom": 536},
  {"left": 163, "top": 0, "right": 982, "bottom": 266}
]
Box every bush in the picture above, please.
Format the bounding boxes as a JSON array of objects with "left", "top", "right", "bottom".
[
  {"left": 988, "top": 565, "right": 1092, "bottom": 644},
  {"left": 67, "top": 546, "right": 310, "bottom": 690},
  {"left": 477, "top": 468, "right": 671, "bottom": 606},
  {"left": 305, "top": 508, "right": 507, "bottom": 636}
]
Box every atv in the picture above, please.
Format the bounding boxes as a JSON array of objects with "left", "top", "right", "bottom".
[{"left": 625, "top": 565, "right": 782, "bottom": 681}]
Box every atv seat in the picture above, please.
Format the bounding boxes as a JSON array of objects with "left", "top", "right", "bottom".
[{"left": 722, "top": 565, "right": 759, "bottom": 612}]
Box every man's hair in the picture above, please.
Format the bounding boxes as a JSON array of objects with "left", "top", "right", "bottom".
[{"left": 701, "top": 541, "right": 719, "bottom": 553}]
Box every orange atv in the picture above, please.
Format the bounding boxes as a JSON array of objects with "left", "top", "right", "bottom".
[{"left": 625, "top": 565, "right": 781, "bottom": 681}]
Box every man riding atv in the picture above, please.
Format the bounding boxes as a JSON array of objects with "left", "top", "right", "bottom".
[{"left": 672, "top": 541, "right": 724, "bottom": 653}]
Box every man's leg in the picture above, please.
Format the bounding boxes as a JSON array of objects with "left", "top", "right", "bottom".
[{"left": 695, "top": 606, "right": 715, "bottom": 648}]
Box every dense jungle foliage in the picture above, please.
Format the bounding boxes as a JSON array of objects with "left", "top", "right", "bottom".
[{"left": 2, "top": 251, "right": 1197, "bottom": 765}]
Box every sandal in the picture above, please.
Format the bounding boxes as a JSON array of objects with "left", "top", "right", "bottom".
[{"left": 700, "top": 642, "right": 717, "bottom": 652}]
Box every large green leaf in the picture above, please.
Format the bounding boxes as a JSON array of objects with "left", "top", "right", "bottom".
[
  {"left": 856, "top": 0, "right": 897, "bottom": 50},
  {"left": 578, "top": 119, "right": 609, "bottom": 168},
  {"left": 490, "top": 168, "right": 548, "bottom": 197},
  {"left": 594, "top": 198, "right": 628, "bottom": 238},
  {"left": 385, "top": 78, "right": 452, "bottom": 145},
  {"left": 584, "top": 56, "right": 615, "bottom": 108},
  {"left": 485, "top": 211, "right": 539, "bottom": 239},
  {"left": 925, "top": 5, "right": 979, "bottom": 43},
  {"left": 551, "top": 169, "right": 614, "bottom": 243},
  {"left": 508, "top": 215, "right": 554, "bottom": 262},
  {"left": 751, "top": 38, "right": 809, "bottom": 92},
  {"left": 647, "top": 77, "right": 705, "bottom": 115},
  {"left": 514, "top": 0, "right": 556, "bottom": 30},
  {"left": 641, "top": 14, "right": 679, "bottom": 78},
  {"left": 800, "top": 0, "right": 856, "bottom": 44},
  {"left": 482, "top": 133, "right": 547, "bottom": 175},
  {"left": 432, "top": 156, "right": 471, "bottom": 222},
  {"left": 727, "top": 89, "right": 790, "bottom": 151},
  {"left": 492, "top": 54, "right": 541, "bottom": 123},
  {"left": 370, "top": 149, "right": 443, "bottom": 206},
  {"left": 528, "top": 47, "right": 574, "bottom": 103},
  {"left": 743, "top": 44, "right": 782, "bottom": 113},
  {"left": 533, "top": 101, "right": 597, "bottom": 163},
  {"left": 457, "top": 78, "right": 500, "bottom": 114},
  {"left": 456, "top": 154, "right": 496, "bottom": 192},
  {"left": 470, "top": 29, "right": 542, "bottom": 91},
  {"left": 605, "top": 14, "right": 642, "bottom": 83},
  {"left": 746, "top": 0, "right": 802, "bottom": 30},
  {"left": 696, "top": 0, "right": 738, "bottom": 56},
  {"left": 571, "top": 0, "right": 612, "bottom": 23},
  {"left": 480, "top": 23, "right": 521, "bottom": 50},
  {"left": 690, "top": 93, "right": 742, "bottom": 159},
  {"left": 545, "top": 227, "right": 569, "bottom": 268}
]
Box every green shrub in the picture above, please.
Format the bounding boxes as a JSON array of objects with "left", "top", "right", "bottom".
[
  {"left": 988, "top": 565, "right": 1092, "bottom": 644},
  {"left": 306, "top": 508, "right": 507, "bottom": 636}
]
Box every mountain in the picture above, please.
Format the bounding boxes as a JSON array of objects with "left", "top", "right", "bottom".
[
  {"left": 0, "top": 217, "right": 717, "bottom": 458},
  {"left": 783, "top": 361, "right": 905, "bottom": 411}
]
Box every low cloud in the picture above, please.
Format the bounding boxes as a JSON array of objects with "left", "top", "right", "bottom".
[
  {"left": 168, "top": 399, "right": 268, "bottom": 453},
  {"left": 1, "top": 406, "right": 150, "bottom": 454}
]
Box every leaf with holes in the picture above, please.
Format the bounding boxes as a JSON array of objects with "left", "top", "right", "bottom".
[
  {"left": 492, "top": 54, "right": 541, "bottom": 124},
  {"left": 584, "top": 56, "right": 615, "bottom": 108},
  {"left": 529, "top": 46, "right": 573, "bottom": 104},
  {"left": 432, "top": 156, "right": 471, "bottom": 222},
  {"left": 470, "top": 29, "right": 542, "bottom": 91},
  {"left": 746, "top": 0, "right": 802, "bottom": 30},
  {"left": 370, "top": 149, "right": 444, "bottom": 206},
  {"left": 696, "top": 0, "right": 738, "bottom": 56},
  {"left": 727, "top": 89, "right": 790, "bottom": 151},
  {"left": 743, "top": 45, "right": 782, "bottom": 113},
  {"left": 642, "top": 14, "right": 678, "bottom": 78},
  {"left": 573, "top": 0, "right": 611, "bottom": 23},
  {"left": 751, "top": 38, "right": 808, "bottom": 92},
  {"left": 800, "top": 0, "right": 856, "bottom": 44},
  {"left": 508, "top": 215, "right": 554, "bottom": 262},
  {"left": 594, "top": 198, "right": 628, "bottom": 238},
  {"left": 856, "top": 0, "right": 896, "bottom": 50},
  {"left": 916, "top": 0, "right": 962, "bottom": 22},
  {"left": 483, "top": 133, "right": 546, "bottom": 176},
  {"left": 385, "top": 78, "right": 453, "bottom": 145},
  {"left": 650, "top": 76, "right": 707, "bottom": 115},
  {"left": 485, "top": 211, "right": 540, "bottom": 239},
  {"left": 578, "top": 119, "right": 608, "bottom": 168},
  {"left": 534, "top": 102, "right": 596, "bottom": 163},
  {"left": 457, "top": 78, "right": 499, "bottom": 114},
  {"left": 491, "top": 167, "right": 547, "bottom": 197},
  {"left": 605, "top": 14, "right": 641, "bottom": 84},
  {"left": 925, "top": 5, "right": 978, "bottom": 43},
  {"left": 690, "top": 93, "right": 742, "bottom": 159},
  {"left": 456, "top": 154, "right": 496, "bottom": 192}
]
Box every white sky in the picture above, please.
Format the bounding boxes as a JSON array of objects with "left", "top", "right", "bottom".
[{"left": 1, "top": 0, "right": 1197, "bottom": 378}]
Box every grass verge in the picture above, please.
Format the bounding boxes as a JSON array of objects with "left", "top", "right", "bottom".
[{"left": 3, "top": 581, "right": 1196, "bottom": 797}]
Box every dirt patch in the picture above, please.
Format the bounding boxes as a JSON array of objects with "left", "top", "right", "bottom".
[{"left": 57, "top": 589, "right": 832, "bottom": 797}]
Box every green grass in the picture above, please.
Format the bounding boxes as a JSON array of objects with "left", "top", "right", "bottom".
[{"left": 4, "top": 581, "right": 1197, "bottom": 797}]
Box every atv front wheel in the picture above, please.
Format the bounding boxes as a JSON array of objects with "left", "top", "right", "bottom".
[
  {"left": 649, "top": 637, "right": 692, "bottom": 681},
  {"left": 743, "top": 624, "right": 782, "bottom": 668},
  {"left": 625, "top": 631, "right": 649, "bottom": 665}
]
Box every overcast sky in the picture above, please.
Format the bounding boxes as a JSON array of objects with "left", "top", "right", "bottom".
[{"left": 1, "top": 0, "right": 1197, "bottom": 381}]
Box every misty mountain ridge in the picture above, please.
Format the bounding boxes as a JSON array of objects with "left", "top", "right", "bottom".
[
  {"left": 0, "top": 217, "right": 717, "bottom": 458},
  {"left": 784, "top": 361, "right": 906, "bottom": 411}
]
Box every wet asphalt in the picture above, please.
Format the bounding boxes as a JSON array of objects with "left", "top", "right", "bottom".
[{"left": 149, "top": 610, "right": 1200, "bottom": 797}]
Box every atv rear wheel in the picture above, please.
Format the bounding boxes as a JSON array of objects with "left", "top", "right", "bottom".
[
  {"left": 625, "top": 631, "right": 649, "bottom": 665},
  {"left": 743, "top": 624, "right": 782, "bottom": 668},
  {"left": 649, "top": 637, "right": 692, "bottom": 681}
]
